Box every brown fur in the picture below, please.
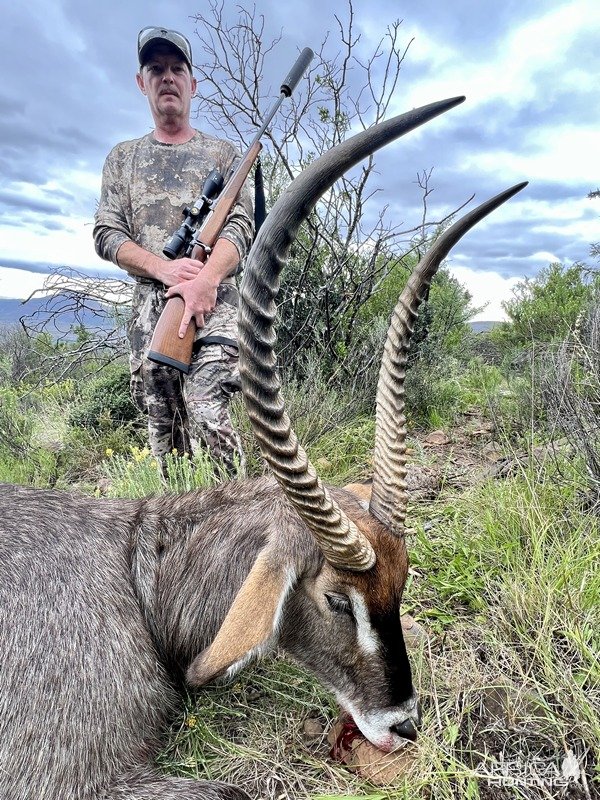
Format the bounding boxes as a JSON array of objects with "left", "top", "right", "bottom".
[
  {"left": 188, "top": 549, "right": 291, "bottom": 684},
  {"left": 344, "top": 482, "right": 373, "bottom": 503}
]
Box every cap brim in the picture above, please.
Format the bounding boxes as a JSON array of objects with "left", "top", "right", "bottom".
[{"left": 139, "top": 38, "right": 191, "bottom": 68}]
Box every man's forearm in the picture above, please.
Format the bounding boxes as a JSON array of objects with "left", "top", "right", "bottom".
[
  {"left": 197, "top": 238, "right": 241, "bottom": 285},
  {"left": 164, "top": 238, "right": 243, "bottom": 337},
  {"left": 115, "top": 241, "right": 168, "bottom": 282},
  {"left": 116, "top": 238, "right": 241, "bottom": 288}
]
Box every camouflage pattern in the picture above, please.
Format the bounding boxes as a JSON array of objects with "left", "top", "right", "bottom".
[
  {"left": 93, "top": 131, "right": 253, "bottom": 474},
  {"left": 128, "top": 281, "right": 245, "bottom": 475},
  {"left": 93, "top": 130, "right": 253, "bottom": 264}
]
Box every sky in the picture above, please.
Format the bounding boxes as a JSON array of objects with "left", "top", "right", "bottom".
[{"left": 0, "top": 0, "right": 598, "bottom": 321}]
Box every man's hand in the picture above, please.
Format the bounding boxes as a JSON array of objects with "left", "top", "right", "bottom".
[
  {"left": 155, "top": 256, "right": 204, "bottom": 287},
  {"left": 117, "top": 237, "right": 239, "bottom": 339},
  {"left": 116, "top": 241, "right": 206, "bottom": 286},
  {"left": 164, "top": 238, "right": 241, "bottom": 339},
  {"left": 165, "top": 270, "right": 220, "bottom": 337}
]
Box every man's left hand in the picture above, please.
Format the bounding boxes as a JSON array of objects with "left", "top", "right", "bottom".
[{"left": 165, "top": 271, "right": 219, "bottom": 337}]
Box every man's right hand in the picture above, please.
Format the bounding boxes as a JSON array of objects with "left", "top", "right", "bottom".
[
  {"left": 115, "top": 241, "right": 206, "bottom": 286},
  {"left": 154, "top": 256, "right": 204, "bottom": 287}
]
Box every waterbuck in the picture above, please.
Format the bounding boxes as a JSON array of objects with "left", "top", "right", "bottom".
[{"left": 0, "top": 97, "right": 526, "bottom": 799}]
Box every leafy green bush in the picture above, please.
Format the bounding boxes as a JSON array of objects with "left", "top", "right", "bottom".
[
  {"left": 0, "top": 387, "right": 34, "bottom": 460},
  {"left": 538, "top": 301, "right": 600, "bottom": 496},
  {"left": 0, "top": 446, "right": 63, "bottom": 488},
  {"left": 491, "top": 262, "right": 599, "bottom": 354},
  {"left": 357, "top": 262, "right": 478, "bottom": 368},
  {"left": 404, "top": 359, "right": 464, "bottom": 428},
  {"left": 233, "top": 348, "right": 382, "bottom": 478},
  {"left": 69, "top": 363, "right": 141, "bottom": 430}
]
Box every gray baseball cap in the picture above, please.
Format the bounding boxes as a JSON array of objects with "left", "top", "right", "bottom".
[{"left": 137, "top": 26, "right": 193, "bottom": 69}]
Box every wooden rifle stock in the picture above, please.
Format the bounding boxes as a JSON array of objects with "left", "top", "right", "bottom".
[{"left": 147, "top": 140, "right": 262, "bottom": 373}]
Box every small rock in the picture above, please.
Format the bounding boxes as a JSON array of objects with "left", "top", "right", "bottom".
[
  {"left": 303, "top": 718, "right": 324, "bottom": 738},
  {"left": 470, "top": 426, "right": 493, "bottom": 437},
  {"left": 401, "top": 614, "right": 428, "bottom": 648},
  {"left": 328, "top": 716, "right": 417, "bottom": 784},
  {"left": 482, "top": 441, "right": 503, "bottom": 461},
  {"left": 424, "top": 430, "right": 451, "bottom": 446},
  {"left": 405, "top": 465, "right": 441, "bottom": 501}
]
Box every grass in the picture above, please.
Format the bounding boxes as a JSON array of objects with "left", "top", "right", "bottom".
[
  {"left": 156, "top": 659, "right": 359, "bottom": 797},
  {"left": 403, "top": 459, "right": 599, "bottom": 797},
  {"left": 100, "top": 445, "right": 233, "bottom": 498}
]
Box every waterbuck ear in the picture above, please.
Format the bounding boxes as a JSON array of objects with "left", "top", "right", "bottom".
[{"left": 186, "top": 549, "right": 295, "bottom": 686}]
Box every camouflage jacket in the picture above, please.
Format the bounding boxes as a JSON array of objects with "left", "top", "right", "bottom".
[
  {"left": 93, "top": 130, "right": 254, "bottom": 345},
  {"left": 93, "top": 130, "right": 253, "bottom": 271}
]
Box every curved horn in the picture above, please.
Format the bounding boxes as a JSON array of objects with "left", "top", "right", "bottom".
[
  {"left": 239, "top": 96, "right": 465, "bottom": 572},
  {"left": 369, "top": 182, "right": 529, "bottom": 534}
]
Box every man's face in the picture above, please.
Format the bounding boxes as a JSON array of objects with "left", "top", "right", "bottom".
[{"left": 136, "top": 45, "right": 197, "bottom": 123}]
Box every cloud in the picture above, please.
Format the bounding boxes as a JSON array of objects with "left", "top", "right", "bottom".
[
  {"left": 0, "top": 260, "right": 127, "bottom": 307},
  {"left": 0, "top": 0, "right": 597, "bottom": 302},
  {"left": 0, "top": 266, "right": 55, "bottom": 300},
  {"left": 449, "top": 264, "right": 520, "bottom": 321},
  {"left": 398, "top": 1, "right": 600, "bottom": 111},
  {"left": 0, "top": 189, "right": 66, "bottom": 217}
]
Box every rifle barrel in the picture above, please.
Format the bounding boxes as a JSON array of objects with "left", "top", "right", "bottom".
[
  {"left": 248, "top": 48, "right": 314, "bottom": 149},
  {"left": 148, "top": 46, "right": 314, "bottom": 373}
]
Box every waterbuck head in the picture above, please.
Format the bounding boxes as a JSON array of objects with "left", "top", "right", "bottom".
[{"left": 186, "top": 97, "right": 527, "bottom": 751}]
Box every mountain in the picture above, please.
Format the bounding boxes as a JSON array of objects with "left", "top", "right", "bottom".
[
  {"left": 0, "top": 297, "right": 51, "bottom": 326},
  {"left": 470, "top": 320, "right": 502, "bottom": 333},
  {"left": 0, "top": 296, "right": 121, "bottom": 335},
  {"left": 1, "top": 297, "right": 503, "bottom": 338}
]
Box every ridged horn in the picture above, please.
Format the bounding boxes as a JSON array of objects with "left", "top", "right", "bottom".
[
  {"left": 239, "top": 96, "right": 466, "bottom": 572},
  {"left": 369, "top": 181, "right": 529, "bottom": 534}
]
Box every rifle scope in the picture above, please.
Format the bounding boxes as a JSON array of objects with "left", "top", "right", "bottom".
[{"left": 163, "top": 169, "right": 224, "bottom": 260}]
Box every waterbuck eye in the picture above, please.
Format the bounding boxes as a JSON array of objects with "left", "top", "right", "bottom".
[{"left": 325, "top": 592, "right": 353, "bottom": 617}]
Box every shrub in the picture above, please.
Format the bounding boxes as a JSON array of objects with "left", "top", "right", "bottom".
[
  {"left": 69, "top": 363, "right": 141, "bottom": 430},
  {"left": 101, "top": 446, "right": 229, "bottom": 498},
  {"left": 491, "top": 262, "right": 600, "bottom": 354},
  {"left": 538, "top": 301, "right": 600, "bottom": 498}
]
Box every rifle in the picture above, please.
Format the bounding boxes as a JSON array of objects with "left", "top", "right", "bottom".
[{"left": 147, "top": 47, "right": 314, "bottom": 373}]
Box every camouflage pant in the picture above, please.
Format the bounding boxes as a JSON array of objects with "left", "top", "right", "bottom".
[{"left": 128, "top": 280, "right": 245, "bottom": 477}]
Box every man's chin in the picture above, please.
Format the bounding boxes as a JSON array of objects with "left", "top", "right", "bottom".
[{"left": 159, "top": 97, "right": 181, "bottom": 110}]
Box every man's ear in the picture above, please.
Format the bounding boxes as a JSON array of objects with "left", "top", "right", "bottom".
[
  {"left": 136, "top": 71, "right": 147, "bottom": 95},
  {"left": 186, "top": 548, "right": 295, "bottom": 686}
]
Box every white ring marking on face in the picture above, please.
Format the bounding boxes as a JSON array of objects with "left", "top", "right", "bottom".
[
  {"left": 349, "top": 587, "right": 379, "bottom": 656},
  {"left": 333, "top": 589, "right": 419, "bottom": 751},
  {"left": 352, "top": 702, "right": 419, "bottom": 751},
  {"left": 334, "top": 694, "right": 420, "bottom": 752}
]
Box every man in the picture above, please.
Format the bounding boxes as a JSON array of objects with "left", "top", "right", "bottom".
[{"left": 94, "top": 27, "right": 253, "bottom": 476}]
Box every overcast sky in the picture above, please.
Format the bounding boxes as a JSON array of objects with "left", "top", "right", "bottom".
[{"left": 1, "top": 0, "right": 598, "bottom": 320}]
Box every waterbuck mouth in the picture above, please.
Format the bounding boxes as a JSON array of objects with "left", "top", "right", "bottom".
[{"left": 332, "top": 718, "right": 416, "bottom": 756}]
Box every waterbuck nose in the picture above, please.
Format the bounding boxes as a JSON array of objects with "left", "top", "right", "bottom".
[{"left": 390, "top": 717, "right": 418, "bottom": 742}]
